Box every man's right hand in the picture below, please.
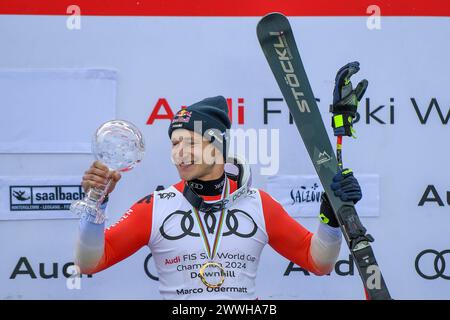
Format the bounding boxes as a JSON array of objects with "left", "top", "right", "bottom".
[{"left": 82, "top": 161, "right": 122, "bottom": 195}]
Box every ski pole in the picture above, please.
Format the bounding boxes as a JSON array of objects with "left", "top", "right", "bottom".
[{"left": 336, "top": 135, "right": 343, "bottom": 170}]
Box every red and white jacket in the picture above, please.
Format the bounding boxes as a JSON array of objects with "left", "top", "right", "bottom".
[{"left": 75, "top": 178, "right": 342, "bottom": 300}]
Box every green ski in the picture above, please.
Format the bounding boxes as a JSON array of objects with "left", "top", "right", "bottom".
[{"left": 257, "top": 12, "right": 391, "bottom": 300}]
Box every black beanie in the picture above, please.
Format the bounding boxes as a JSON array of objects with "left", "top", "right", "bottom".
[{"left": 168, "top": 96, "right": 231, "bottom": 159}]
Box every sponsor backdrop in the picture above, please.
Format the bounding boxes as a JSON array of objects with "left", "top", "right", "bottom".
[
  {"left": 0, "top": 2, "right": 449, "bottom": 299},
  {"left": 0, "top": 176, "right": 88, "bottom": 220}
]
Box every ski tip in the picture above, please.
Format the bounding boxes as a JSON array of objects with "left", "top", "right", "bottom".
[
  {"left": 257, "top": 12, "right": 290, "bottom": 37},
  {"left": 262, "top": 12, "right": 286, "bottom": 19},
  {"left": 258, "top": 12, "right": 287, "bottom": 23}
]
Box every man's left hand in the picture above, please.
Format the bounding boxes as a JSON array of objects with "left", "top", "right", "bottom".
[
  {"left": 330, "top": 168, "right": 362, "bottom": 203},
  {"left": 319, "top": 168, "right": 362, "bottom": 228}
]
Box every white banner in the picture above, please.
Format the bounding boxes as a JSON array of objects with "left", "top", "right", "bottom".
[
  {"left": 0, "top": 14, "right": 448, "bottom": 299},
  {"left": 0, "top": 69, "right": 117, "bottom": 153}
]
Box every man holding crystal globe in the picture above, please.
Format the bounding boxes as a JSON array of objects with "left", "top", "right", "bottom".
[{"left": 75, "top": 64, "right": 366, "bottom": 299}]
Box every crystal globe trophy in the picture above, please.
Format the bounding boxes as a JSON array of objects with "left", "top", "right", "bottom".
[{"left": 70, "top": 120, "right": 145, "bottom": 223}]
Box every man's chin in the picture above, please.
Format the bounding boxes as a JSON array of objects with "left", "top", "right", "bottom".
[
  {"left": 179, "top": 173, "right": 192, "bottom": 181},
  {"left": 177, "top": 166, "right": 197, "bottom": 181}
]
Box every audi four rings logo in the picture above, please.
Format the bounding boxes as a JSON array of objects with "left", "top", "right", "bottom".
[
  {"left": 159, "top": 209, "right": 258, "bottom": 241},
  {"left": 415, "top": 249, "right": 450, "bottom": 280},
  {"left": 188, "top": 182, "right": 204, "bottom": 190}
]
